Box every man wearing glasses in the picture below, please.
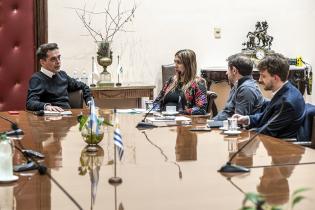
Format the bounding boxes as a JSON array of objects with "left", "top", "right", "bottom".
[{"left": 26, "top": 43, "right": 92, "bottom": 111}]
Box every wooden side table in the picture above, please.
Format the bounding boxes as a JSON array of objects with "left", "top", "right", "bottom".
[{"left": 91, "top": 85, "right": 155, "bottom": 108}]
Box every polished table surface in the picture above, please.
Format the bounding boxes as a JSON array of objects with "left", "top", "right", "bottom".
[{"left": 1, "top": 110, "right": 315, "bottom": 210}]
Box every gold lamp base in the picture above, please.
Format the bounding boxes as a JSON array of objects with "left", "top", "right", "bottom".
[
  {"left": 97, "top": 81, "right": 115, "bottom": 87},
  {"left": 97, "top": 69, "right": 114, "bottom": 87}
]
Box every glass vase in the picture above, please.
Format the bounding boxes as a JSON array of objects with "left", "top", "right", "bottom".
[{"left": 80, "top": 117, "right": 105, "bottom": 152}]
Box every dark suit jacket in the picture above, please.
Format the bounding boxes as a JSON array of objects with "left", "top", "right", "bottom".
[{"left": 249, "top": 82, "right": 305, "bottom": 138}]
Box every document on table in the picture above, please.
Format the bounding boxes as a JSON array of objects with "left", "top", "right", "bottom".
[
  {"left": 44, "top": 110, "right": 72, "bottom": 116},
  {"left": 116, "top": 109, "right": 146, "bottom": 114},
  {"left": 146, "top": 116, "right": 191, "bottom": 126}
]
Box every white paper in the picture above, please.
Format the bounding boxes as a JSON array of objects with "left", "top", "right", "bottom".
[
  {"left": 146, "top": 116, "right": 191, "bottom": 122},
  {"left": 116, "top": 109, "right": 147, "bottom": 114},
  {"left": 44, "top": 110, "right": 72, "bottom": 116}
]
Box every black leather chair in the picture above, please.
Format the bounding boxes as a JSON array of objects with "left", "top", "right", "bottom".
[
  {"left": 161, "top": 64, "right": 175, "bottom": 85},
  {"left": 68, "top": 90, "right": 83, "bottom": 108},
  {"left": 294, "top": 103, "right": 315, "bottom": 148}
]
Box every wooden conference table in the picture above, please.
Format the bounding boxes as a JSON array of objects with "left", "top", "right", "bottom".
[{"left": 1, "top": 110, "right": 315, "bottom": 210}]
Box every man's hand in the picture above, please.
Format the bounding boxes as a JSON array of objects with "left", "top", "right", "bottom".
[
  {"left": 45, "top": 105, "right": 64, "bottom": 112},
  {"left": 232, "top": 114, "right": 249, "bottom": 125}
]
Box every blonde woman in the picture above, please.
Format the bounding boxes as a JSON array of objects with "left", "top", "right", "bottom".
[{"left": 157, "top": 49, "right": 207, "bottom": 115}]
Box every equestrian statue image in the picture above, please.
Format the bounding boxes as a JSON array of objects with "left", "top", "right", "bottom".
[{"left": 242, "top": 21, "right": 275, "bottom": 62}]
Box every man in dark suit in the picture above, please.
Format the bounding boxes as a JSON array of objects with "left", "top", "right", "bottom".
[{"left": 234, "top": 53, "right": 305, "bottom": 138}]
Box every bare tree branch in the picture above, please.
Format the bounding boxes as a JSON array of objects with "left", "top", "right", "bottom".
[{"left": 67, "top": 0, "right": 137, "bottom": 43}]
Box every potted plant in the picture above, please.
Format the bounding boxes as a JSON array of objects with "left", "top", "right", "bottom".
[{"left": 71, "top": 0, "right": 137, "bottom": 86}]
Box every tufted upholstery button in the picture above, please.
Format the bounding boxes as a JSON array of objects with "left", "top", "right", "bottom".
[
  {"left": 13, "top": 43, "right": 19, "bottom": 50},
  {"left": 12, "top": 5, "right": 19, "bottom": 13}
]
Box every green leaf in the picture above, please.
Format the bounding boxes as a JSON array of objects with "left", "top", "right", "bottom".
[
  {"left": 79, "top": 115, "right": 88, "bottom": 131},
  {"left": 100, "top": 118, "right": 113, "bottom": 127},
  {"left": 77, "top": 114, "right": 83, "bottom": 123},
  {"left": 292, "top": 188, "right": 310, "bottom": 197},
  {"left": 292, "top": 195, "right": 306, "bottom": 209},
  {"left": 243, "top": 193, "right": 262, "bottom": 205},
  {"left": 271, "top": 206, "right": 282, "bottom": 210},
  {"left": 240, "top": 207, "right": 256, "bottom": 210}
]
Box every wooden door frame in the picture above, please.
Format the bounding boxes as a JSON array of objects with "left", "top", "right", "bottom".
[{"left": 34, "top": 0, "right": 48, "bottom": 71}]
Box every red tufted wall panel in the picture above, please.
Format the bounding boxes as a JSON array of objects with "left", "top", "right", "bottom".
[{"left": 0, "top": 0, "right": 35, "bottom": 111}]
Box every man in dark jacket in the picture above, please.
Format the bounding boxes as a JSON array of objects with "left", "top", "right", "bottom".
[
  {"left": 213, "top": 54, "right": 265, "bottom": 120},
  {"left": 234, "top": 53, "right": 305, "bottom": 139},
  {"left": 26, "top": 43, "right": 92, "bottom": 111}
]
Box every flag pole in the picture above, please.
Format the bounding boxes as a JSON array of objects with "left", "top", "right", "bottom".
[
  {"left": 90, "top": 159, "right": 93, "bottom": 210},
  {"left": 109, "top": 109, "right": 122, "bottom": 185},
  {"left": 114, "top": 184, "right": 117, "bottom": 210},
  {"left": 114, "top": 144, "right": 117, "bottom": 178},
  {"left": 90, "top": 56, "right": 96, "bottom": 87},
  {"left": 108, "top": 147, "right": 122, "bottom": 185}
]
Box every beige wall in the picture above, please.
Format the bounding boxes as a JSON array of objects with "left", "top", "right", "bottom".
[{"left": 48, "top": 0, "right": 315, "bottom": 103}]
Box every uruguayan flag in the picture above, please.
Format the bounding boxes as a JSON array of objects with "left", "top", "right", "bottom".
[{"left": 114, "top": 128, "right": 124, "bottom": 160}]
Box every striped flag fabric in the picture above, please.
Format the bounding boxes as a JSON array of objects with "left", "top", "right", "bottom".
[{"left": 114, "top": 127, "right": 124, "bottom": 160}]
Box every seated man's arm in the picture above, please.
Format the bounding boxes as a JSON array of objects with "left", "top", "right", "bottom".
[
  {"left": 213, "top": 88, "right": 236, "bottom": 121},
  {"left": 249, "top": 102, "right": 298, "bottom": 137},
  {"left": 26, "top": 77, "right": 46, "bottom": 111}
]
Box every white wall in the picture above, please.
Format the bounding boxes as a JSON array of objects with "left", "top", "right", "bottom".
[{"left": 48, "top": 0, "right": 315, "bottom": 100}]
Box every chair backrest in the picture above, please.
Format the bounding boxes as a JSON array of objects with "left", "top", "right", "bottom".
[
  {"left": 206, "top": 91, "right": 218, "bottom": 117},
  {"left": 311, "top": 116, "right": 315, "bottom": 147},
  {"left": 68, "top": 90, "right": 83, "bottom": 108},
  {"left": 297, "top": 103, "right": 315, "bottom": 143},
  {"left": 161, "top": 64, "right": 175, "bottom": 85}
]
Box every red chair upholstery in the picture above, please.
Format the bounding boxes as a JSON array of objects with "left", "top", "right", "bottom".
[{"left": 0, "top": 0, "right": 35, "bottom": 111}]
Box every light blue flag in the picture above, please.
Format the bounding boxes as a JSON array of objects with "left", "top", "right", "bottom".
[{"left": 88, "top": 99, "right": 99, "bottom": 135}]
